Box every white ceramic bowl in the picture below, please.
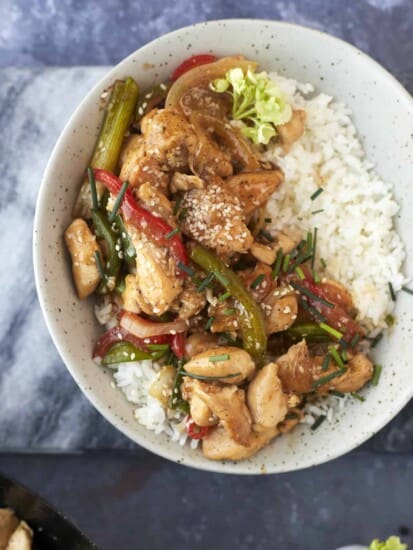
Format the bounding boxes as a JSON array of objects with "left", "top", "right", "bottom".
[{"left": 34, "top": 20, "right": 413, "bottom": 474}]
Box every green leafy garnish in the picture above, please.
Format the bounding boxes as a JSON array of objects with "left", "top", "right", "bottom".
[
  {"left": 210, "top": 68, "right": 292, "bottom": 144},
  {"left": 368, "top": 536, "right": 407, "bottom": 550}
]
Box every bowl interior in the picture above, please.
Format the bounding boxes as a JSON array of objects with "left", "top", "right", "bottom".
[{"left": 34, "top": 20, "right": 413, "bottom": 474}]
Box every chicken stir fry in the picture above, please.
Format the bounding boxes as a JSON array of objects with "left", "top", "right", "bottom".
[{"left": 66, "top": 54, "right": 376, "bottom": 462}]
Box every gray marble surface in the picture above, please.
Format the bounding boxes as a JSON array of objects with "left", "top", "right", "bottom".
[{"left": 1, "top": 63, "right": 412, "bottom": 454}]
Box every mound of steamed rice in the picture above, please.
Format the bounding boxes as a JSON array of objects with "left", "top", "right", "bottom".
[{"left": 97, "top": 72, "right": 406, "bottom": 440}]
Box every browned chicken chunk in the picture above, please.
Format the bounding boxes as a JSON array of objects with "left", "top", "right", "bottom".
[
  {"left": 184, "top": 346, "right": 255, "bottom": 385},
  {"left": 225, "top": 169, "right": 283, "bottom": 217}
]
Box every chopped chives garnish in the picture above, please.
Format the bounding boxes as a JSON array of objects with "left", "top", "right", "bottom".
[
  {"left": 311, "top": 209, "right": 324, "bottom": 215},
  {"left": 313, "top": 270, "right": 321, "bottom": 283},
  {"left": 272, "top": 249, "right": 284, "bottom": 279},
  {"left": 401, "top": 285, "right": 413, "bottom": 295},
  {"left": 339, "top": 338, "right": 348, "bottom": 350},
  {"left": 213, "top": 271, "right": 229, "bottom": 286},
  {"left": 311, "top": 414, "right": 326, "bottom": 430},
  {"left": 196, "top": 272, "right": 215, "bottom": 292},
  {"left": 320, "top": 257, "right": 327, "bottom": 269},
  {"left": 94, "top": 251, "right": 106, "bottom": 280},
  {"left": 312, "top": 369, "right": 343, "bottom": 388},
  {"left": 205, "top": 316, "right": 215, "bottom": 330},
  {"left": 371, "top": 364, "right": 382, "bottom": 386},
  {"left": 289, "top": 251, "right": 313, "bottom": 272},
  {"left": 88, "top": 167, "right": 98, "bottom": 211},
  {"left": 251, "top": 274, "right": 265, "bottom": 289},
  {"left": 350, "top": 333, "right": 361, "bottom": 348},
  {"left": 319, "top": 322, "right": 343, "bottom": 340},
  {"left": 329, "top": 347, "right": 346, "bottom": 370},
  {"left": 265, "top": 217, "right": 272, "bottom": 223},
  {"left": 341, "top": 349, "right": 348, "bottom": 362},
  {"left": 290, "top": 282, "right": 334, "bottom": 308},
  {"left": 306, "top": 231, "right": 313, "bottom": 250},
  {"left": 218, "top": 291, "right": 231, "bottom": 302},
  {"left": 370, "top": 332, "right": 383, "bottom": 348},
  {"left": 177, "top": 262, "right": 195, "bottom": 277},
  {"left": 321, "top": 354, "right": 331, "bottom": 371},
  {"left": 285, "top": 412, "right": 298, "bottom": 420},
  {"left": 208, "top": 354, "right": 230, "bottom": 362},
  {"left": 311, "top": 227, "right": 318, "bottom": 270},
  {"left": 299, "top": 299, "right": 327, "bottom": 322},
  {"left": 351, "top": 392, "right": 366, "bottom": 402},
  {"left": 109, "top": 181, "right": 129, "bottom": 222},
  {"left": 173, "top": 195, "right": 182, "bottom": 215},
  {"left": 289, "top": 240, "right": 306, "bottom": 260},
  {"left": 385, "top": 313, "right": 395, "bottom": 326},
  {"left": 223, "top": 308, "right": 236, "bottom": 316},
  {"left": 260, "top": 229, "right": 274, "bottom": 242},
  {"left": 295, "top": 266, "right": 305, "bottom": 280},
  {"left": 164, "top": 227, "right": 181, "bottom": 240},
  {"left": 178, "top": 207, "right": 188, "bottom": 220},
  {"left": 147, "top": 344, "right": 170, "bottom": 351},
  {"left": 282, "top": 253, "right": 291, "bottom": 272},
  {"left": 310, "top": 187, "right": 324, "bottom": 201},
  {"left": 330, "top": 389, "right": 344, "bottom": 398},
  {"left": 181, "top": 370, "right": 240, "bottom": 381},
  {"left": 388, "top": 282, "right": 396, "bottom": 301}
]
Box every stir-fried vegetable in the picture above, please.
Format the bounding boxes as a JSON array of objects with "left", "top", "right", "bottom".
[
  {"left": 102, "top": 342, "right": 152, "bottom": 365},
  {"left": 74, "top": 77, "right": 139, "bottom": 218},
  {"left": 189, "top": 245, "right": 267, "bottom": 366},
  {"left": 119, "top": 310, "right": 187, "bottom": 338},
  {"left": 93, "top": 325, "right": 170, "bottom": 359},
  {"left": 134, "top": 81, "right": 172, "bottom": 126},
  {"left": 211, "top": 67, "right": 292, "bottom": 144},
  {"left": 287, "top": 322, "right": 333, "bottom": 343},
  {"left": 91, "top": 209, "right": 121, "bottom": 293},
  {"left": 171, "top": 54, "right": 217, "bottom": 81}
]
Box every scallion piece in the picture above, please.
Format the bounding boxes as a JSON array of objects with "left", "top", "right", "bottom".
[
  {"left": 181, "top": 370, "right": 240, "bottom": 381},
  {"left": 272, "top": 249, "right": 284, "bottom": 279},
  {"left": 285, "top": 412, "right": 298, "bottom": 420},
  {"left": 282, "top": 253, "right": 291, "bottom": 273},
  {"left": 329, "top": 347, "right": 346, "bottom": 370},
  {"left": 370, "top": 332, "right": 383, "bottom": 348},
  {"left": 350, "top": 333, "right": 361, "bottom": 348},
  {"left": 213, "top": 271, "right": 229, "bottom": 286},
  {"left": 321, "top": 354, "right": 331, "bottom": 371},
  {"left": 251, "top": 273, "right": 266, "bottom": 289},
  {"left": 351, "top": 392, "right": 365, "bottom": 402},
  {"left": 290, "top": 282, "right": 334, "bottom": 308},
  {"left": 295, "top": 266, "right": 305, "bottom": 280},
  {"left": 94, "top": 251, "right": 106, "bottom": 280},
  {"left": 218, "top": 291, "right": 231, "bottom": 302},
  {"left": 306, "top": 231, "right": 313, "bottom": 250},
  {"left": 341, "top": 349, "right": 348, "bottom": 362},
  {"left": 299, "top": 299, "right": 327, "bottom": 323},
  {"left": 177, "top": 262, "right": 195, "bottom": 277},
  {"left": 385, "top": 313, "right": 395, "bottom": 326},
  {"left": 371, "top": 364, "right": 382, "bottom": 386},
  {"left": 311, "top": 209, "right": 324, "bottom": 215},
  {"left": 310, "top": 187, "right": 324, "bottom": 201},
  {"left": 205, "top": 316, "right": 215, "bottom": 330},
  {"left": 208, "top": 354, "right": 230, "bottom": 362},
  {"left": 108, "top": 180, "right": 129, "bottom": 223},
  {"left": 178, "top": 207, "right": 188, "bottom": 220},
  {"left": 223, "top": 308, "right": 236, "bottom": 316},
  {"left": 196, "top": 272, "right": 215, "bottom": 292},
  {"left": 173, "top": 195, "right": 182, "bottom": 216},
  {"left": 311, "top": 227, "right": 318, "bottom": 270},
  {"left": 330, "top": 389, "right": 344, "bottom": 398},
  {"left": 402, "top": 285, "right": 413, "bottom": 295},
  {"left": 164, "top": 227, "right": 181, "bottom": 240},
  {"left": 146, "top": 344, "right": 170, "bottom": 351},
  {"left": 319, "top": 322, "right": 343, "bottom": 340},
  {"left": 320, "top": 257, "right": 327, "bottom": 269},
  {"left": 311, "top": 414, "right": 326, "bottom": 430},
  {"left": 312, "top": 369, "right": 343, "bottom": 388},
  {"left": 313, "top": 270, "right": 321, "bottom": 283},
  {"left": 388, "top": 282, "right": 396, "bottom": 301},
  {"left": 88, "top": 167, "right": 98, "bottom": 211}
]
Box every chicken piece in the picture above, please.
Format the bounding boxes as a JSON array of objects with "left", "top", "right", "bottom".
[
  {"left": 247, "top": 362, "right": 288, "bottom": 430},
  {"left": 170, "top": 172, "right": 204, "bottom": 193},
  {"left": 250, "top": 241, "right": 277, "bottom": 266},
  {"left": 170, "top": 279, "right": 206, "bottom": 321},
  {"left": 64, "top": 218, "right": 101, "bottom": 299},
  {"left": 5, "top": 521, "right": 32, "bottom": 550},
  {"left": 184, "top": 346, "right": 255, "bottom": 385},
  {"left": 277, "top": 109, "right": 306, "bottom": 151},
  {"left": 317, "top": 353, "right": 374, "bottom": 394},
  {"left": 188, "top": 394, "right": 218, "bottom": 427},
  {"left": 141, "top": 108, "right": 197, "bottom": 171},
  {"left": 122, "top": 274, "right": 141, "bottom": 314},
  {"left": 208, "top": 299, "right": 240, "bottom": 333},
  {"left": 202, "top": 424, "right": 278, "bottom": 461},
  {"left": 136, "top": 182, "right": 176, "bottom": 227},
  {"left": 184, "top": 332, "right": 221, "bottom": 360},
  {"left": 237, "top": 263, "right": 274, "bottom": 303},
  {"left": 225, "top": 170, "right": 283, "bottom": 217},
  {"left": 127, "top": 227, "right": 183, "bottom": 315},
  {"left": 262, "top": 289, "right": 298, "bottom": 334},
  {"left": 278, "top": 407, "right": 304, "bottom": 434},
  {"left": 0, "top": 509, "right": 19, "bottom": 550},
  {"left": 273, "top": 231, "right": 299, "bottom": 254},
  {"left": 277, "top": 340, "right": 314, "bottom": 394},
  {"left": 149, "top": 365, "right": 176, "bottom": 407},
  {"left": 181, "top": 378, "right": 252, "bottom": 445},
  {"left": 119, "top": 134, "right": 170, "bottom": 193},
  {"left": 180, "top": 182, "right": 253, "bottom": 256}
]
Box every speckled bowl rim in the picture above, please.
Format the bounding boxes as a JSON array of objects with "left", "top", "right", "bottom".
[{"left": 34, "top": 19, "right": 413, "bottom": 474}]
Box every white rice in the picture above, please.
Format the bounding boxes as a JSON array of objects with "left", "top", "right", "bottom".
[
  {"left": 97, "top": 72, "right": 406, "bottom": 442},
  {"left": 264, "top": 72, "right": 407, "bottom": 329}
]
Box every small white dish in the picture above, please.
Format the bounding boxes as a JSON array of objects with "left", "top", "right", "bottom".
[{"left": 33, "top": 20, "right": 413, "bottom": 474}]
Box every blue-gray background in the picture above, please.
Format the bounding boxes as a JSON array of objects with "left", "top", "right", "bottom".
[{"left": 1, "top": 1, "right": 412, "bottom": 549}]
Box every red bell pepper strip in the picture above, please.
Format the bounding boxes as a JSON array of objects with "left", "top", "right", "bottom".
[
  {"left": 94, "top": 169, "right": 188, "bottom": 275},
  {"left": 171, "top": 332, "right": 186, "bottom": 359},
  {"left": 93, "top": 325, "right": 170, "bottom": 359},
  {"left": 186, "top": 417, "right": 211, "bottom": 440},
  {"left": 171, "top": 54, "right": 217, "bottom": 81}
]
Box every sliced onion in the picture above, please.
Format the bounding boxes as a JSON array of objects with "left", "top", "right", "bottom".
[
  {"left": 166, "top": 56, "right": 257, "bottom": 112},
  {"left": 120, "top": 310, "right": 187, "bottom": 338}
]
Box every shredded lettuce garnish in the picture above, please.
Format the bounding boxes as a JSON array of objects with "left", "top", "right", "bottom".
[
  {"left": 368, "top": 536, "right": 407, "bottom": 550},
  {"left": 210, "top": 68, "right": 292, "bottom": 145}
]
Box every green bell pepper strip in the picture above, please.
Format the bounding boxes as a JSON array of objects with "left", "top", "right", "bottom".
[
  {"left": 189, "top": 245, "right": 267, "bottom": 366},
  {"left": 91, "top": 209, "right": 121, "bottom": 293},
  {"left": 73, "top": 77, "right": 140, "bottom": 218},
  {"left": 287, "top": 322, "right": 333, "bottom": 343},
  {"left": 134, "top": 81, "right": 171, "bottom": 127},
  {"left": 102, "top": 342, "right": 152, "bottom": 366}
]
